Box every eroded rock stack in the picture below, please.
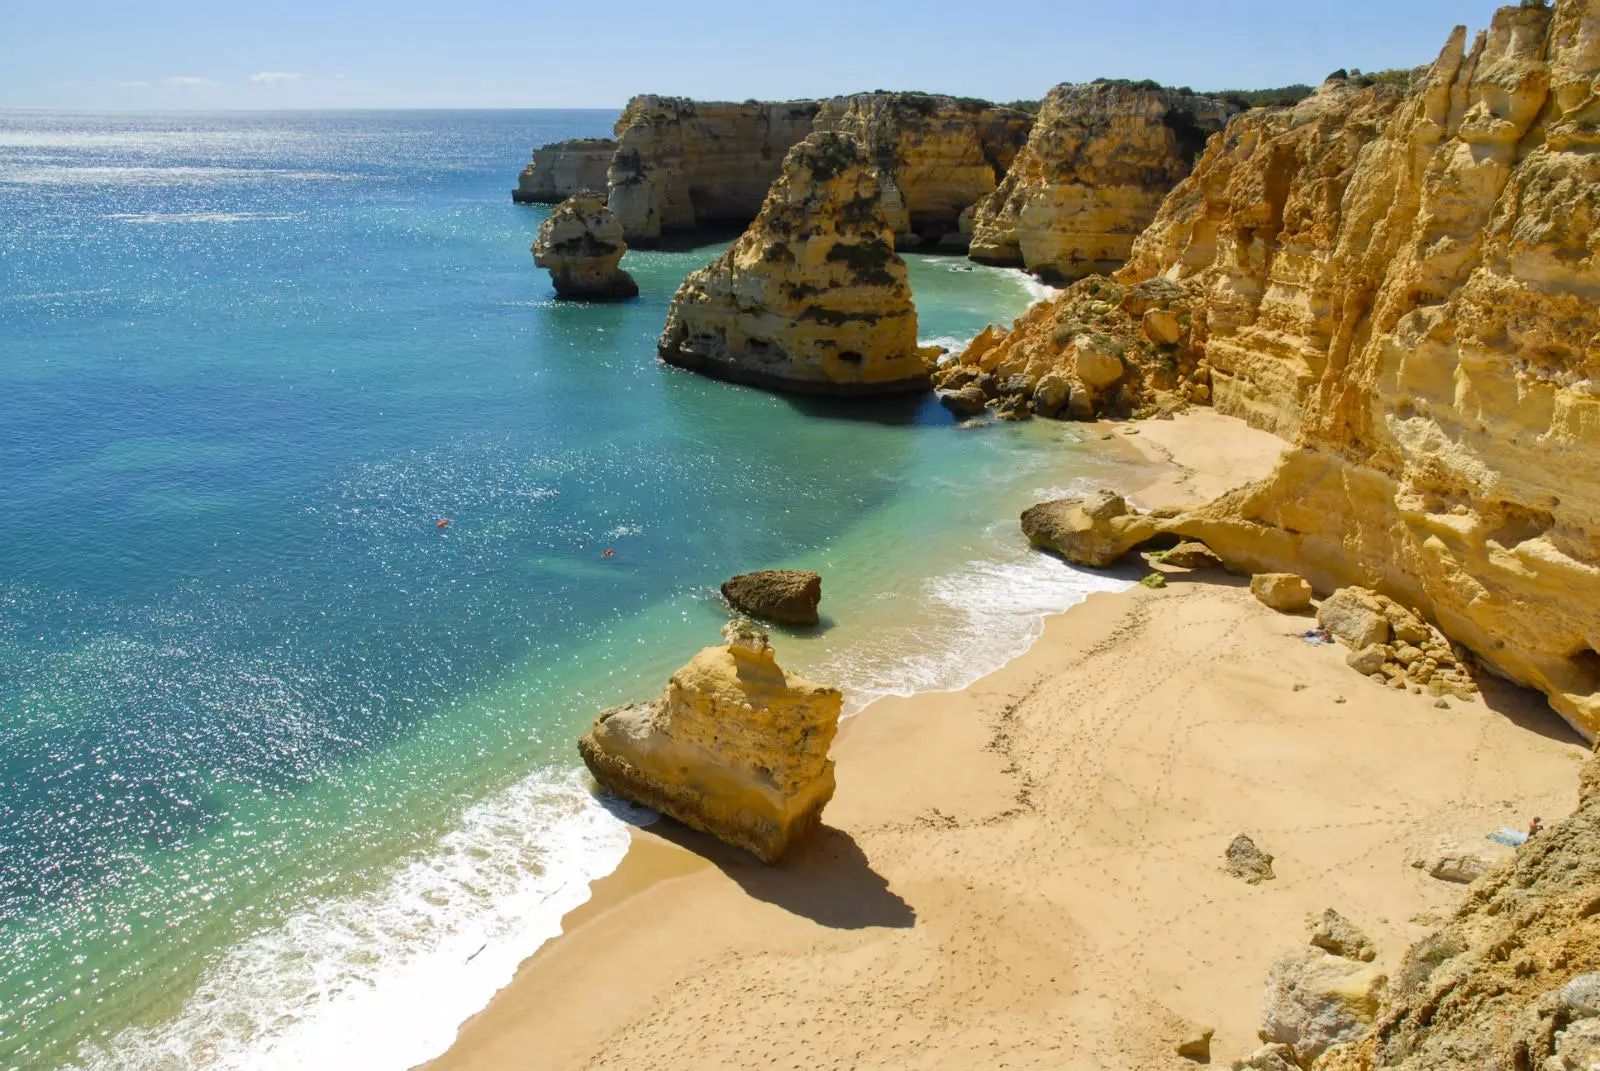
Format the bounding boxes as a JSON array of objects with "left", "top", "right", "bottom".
[
  {"left": 577, "top": 620, "right": 842, "bottom": 863},
  {"left": 812, "top": 93, "right": 1033, "bottom": 249},
  {"left": 658, "top": 132, "right": 938, "bottom": 395},
  {"left": 530, "top": 191, "right": 638, "bottom": 300},
  {"left": 607, "top": 95, "right": 822, "bottom": 244},
  {"left": 513, "top": 138, "right": 617, "bottom": 204},
  {"left": 968, "top": 81, "right": 1233, "bottom": 280}
]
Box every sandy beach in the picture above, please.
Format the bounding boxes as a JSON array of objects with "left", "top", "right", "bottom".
[{"left": 425, "top": 411, "right": 1590, "bottom": 1071}]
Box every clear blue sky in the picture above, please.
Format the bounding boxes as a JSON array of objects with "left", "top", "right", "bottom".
[{"left": 3, "top": 0, "right": 1511, "bottom": 110}]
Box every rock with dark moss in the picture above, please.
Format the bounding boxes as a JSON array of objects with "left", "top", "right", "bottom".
[
  {"left": 531, "top": 191, "right": 638, "bottom": 300},
  {"left": 720, "top": 570, "right": 823, "bottom": 627}
]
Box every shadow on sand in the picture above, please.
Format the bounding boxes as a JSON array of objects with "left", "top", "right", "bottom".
[{"left": 647, "top": 819, "right": 916, "bottom": 930}]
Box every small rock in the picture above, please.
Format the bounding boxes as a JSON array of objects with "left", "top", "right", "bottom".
[
  {"left": 1334, "top": 696, "right": 1347, "bottom": 704},
  {"left": 1308, "top": 908, "right": 1376, "bottom": 962},
  {"left": 1162, "top": 542, "right": 1223, "bottom": 570},
  {"left": 1142, "top": 307, "right": 1183, "bottom": 346},
  {"left": 1346, "top": 645, "right": 1389, "bottom": 676},
  {"left": 1175, "top": 1025, "right": 1214, "bottom": 1061},
  {"left": 1251, "top": 573, "right": 1314, "bottom": 613},
  {"left": 938, "top": 385, "right": 989, "bottom": 416},
  {"left": 1227, "top": 833, "right": 1276, "bottom": 884},
  {"left": 1231, "top": 1043, "right": 1299, "bottom": 1071},
  {"left": 1140, "top": 572, "right": 1168, "bottom": 590},
  {"left": 1318, "top": 588, "right": 1392, "bottom": 649},
  {"left": 720, "top": 570, "right": 823, "bottom": 626},
  {"left": 1427, "top": 842, "right": 1499, "bottom": 884}
]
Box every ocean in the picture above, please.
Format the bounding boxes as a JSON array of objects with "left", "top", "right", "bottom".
[{"left": 0, "top": 108, "right": 1139, "bottom": 1070}]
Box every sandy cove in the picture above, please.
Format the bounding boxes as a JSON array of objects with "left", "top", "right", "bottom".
[{"left": 425, "top": 411, "right": 1589, "bottom": 1071}]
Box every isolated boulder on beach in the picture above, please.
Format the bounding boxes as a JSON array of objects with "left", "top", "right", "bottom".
[
  {"left": 578, "top": 620, "right": 841, "bottom": 863},
  {"left": 721, "top": 569, "right": 823, "bottom": 627}
]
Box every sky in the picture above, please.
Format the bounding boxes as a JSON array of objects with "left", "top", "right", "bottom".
[{"left": 2, "top": 0, "right": 1514, "bottom": 111}]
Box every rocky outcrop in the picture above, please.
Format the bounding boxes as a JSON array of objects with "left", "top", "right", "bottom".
[
  {"left": 931, "top": 274, "right": 1210, "bottom": 420},
  {"left": 1318, "top": 588, "right": 1480, "bottom": 699},
  {"left": 530, "top": 191, "right": 637, "bottom": 300},
  {"left": 577, "top": 620, "right": 841, "bottom": 863},
  {"left": 1019, "top": 3, "right": 1600, "bottom": 741},
  {"left": 968, "top": 81, "right": 1233, "bottom": 280},
  {"left": 658, "top": 132, "right": 938, "bottom": 395},
  {"left": 1260, "top": 948, "right": 1387, "bottom": 1065},
  {"left": 513, "top": 138, "right": 617, "bottom": 204},
  {"left": 721, "top": 570, "right": 822, "bottom": 627},
  {"left": 1315, "top": 760, "right": 1600, "bottom": 1071},
  {"left": 812, "top": 93, "right": 1033, "bottom": 246},
  {"left": 607, "top": 95, "right": 821, "bottom": 244}
]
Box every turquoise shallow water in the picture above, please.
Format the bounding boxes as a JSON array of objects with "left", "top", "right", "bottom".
[{"left": 0, "top": 109, "right": 1141, "bottom": 1070}]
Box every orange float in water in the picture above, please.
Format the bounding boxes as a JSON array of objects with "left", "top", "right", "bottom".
[
  {"left": 436, "top": 519, "right": 451, "bottom": 528},
  {"left": 602, "top": 549, "right": 614, "bottom": 558}
]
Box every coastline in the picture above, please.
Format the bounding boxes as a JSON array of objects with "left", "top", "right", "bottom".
[{"left": 419, "top": 408, "right": 1597, "bottom": 1070}]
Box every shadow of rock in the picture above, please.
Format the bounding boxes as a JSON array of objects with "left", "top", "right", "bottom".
[
  {"left": 647, "top": 820, "right": 916, "bottom": 930},
  {"left": 1477, "top": 673, "right": 1590, "bottom": 747},
  {"left": 780, "top": 392, "right": 938, "bottom": 427}
]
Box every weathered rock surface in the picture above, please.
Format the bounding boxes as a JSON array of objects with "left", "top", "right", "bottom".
[
  {"left": 812, "top": 93, "right": 1033, "bottom": 244},
  {"left": 932, "top": 273, "right": 1210, "bottom": 420},
  {"left": 607, "top": 96, "right": 820, "bottom": 244},
  {"left": 1316, "top": 760, "right": 1600, "bottom": 1071},
  {"left": 530, "top": 191, "right": 638, "bottom": 300},
  {"left": 1309, "top": 909, "right": 1377, "bottom": 963},
  {"left": 577, "top": 620, "right": 841, "bottom": 863},
  {"left": 1101, "top": 2, "right": 1600, "bottom": 740},
  {"left": 1232, "top": 1043, "right": 1300, "bottom": 1071},
  {"left": 1226, "top": 832, "right": 1276, "bottom": 884},
  {"left": 1021, "top": 490, "right": 1135, "bottom": 568},
  {"left": 720, "top": 569, "right": 822, "bottom": 627},
  {"left": 1318, "top": 588, "right": 1479, "bottom": 698},
  {"left": 1251, "top": 573, "right": 1313, "bottom": 613},
  {"left": 1260, "top": 948, "right": 1386, "bottom": 1066},
  {"left": 968, "top": 81, "right": 1233, "bottom": 280},
  {"left": 513, "top": 138, "right": 616, "bottom": 204},
  {"left": 658, "top": 132, "right": 937, "bottom": 395},
  {"left": 1162, "top": 542, "right": 1224, "bottom": 570}
]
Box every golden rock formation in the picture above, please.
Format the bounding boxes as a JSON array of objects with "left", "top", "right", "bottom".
[
  {"left": 812, "top": 93, "right": 1033, "bottom": 248},
  {"left": 606, "top": 95, "right": 821, "bottom": 244},
  {"left": 1021, "top": 2, "right": 1600, "bottom": 740},
  {"left": 577, "top": 620, "right": 841, "bottom": 864},
  {"left": 512, "top": 137, "right": 616, "bottom": 204},
  {"left": 530, "top": 191, "right": 637, "bottom": 300},
  {"left": 658, "top": 132, "right": 938, "bottom": 395},
  {"left": 968, "top": 81, "right": 1233, "bottom": 280}
]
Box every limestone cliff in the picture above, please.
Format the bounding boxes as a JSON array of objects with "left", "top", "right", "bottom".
[
  {"left": 512, "top": 137, "right": 617, "bottom": 204},
  {"left": 607, "top": 95, "right": 821, "bottom": 244},
  {"left": 658, "top": 132, "right": 937, "bottom": 395},
  {"left": 968, "top": 81, "right": 1234, "bottom": 280},
  {"left": 578, "top": 620, "right": 841, "bottom": 863},
  {"left": 1314, "top": 760, "right": 1600, "bottom": 1071},
  {"left": 812, "top": 93, "right": 1033, "bottom": 247},
  {"left": 530, "top": 190, "right": 637, "bottom": 300},
  {"left": 1033, "top": 2, "right": 1600, "bottom": 741}
]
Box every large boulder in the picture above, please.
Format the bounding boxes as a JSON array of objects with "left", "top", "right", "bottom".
[
  {"left": 531, "top": 191, "right": 638, "bottom": 300},
  {"left": 1259, "top": 947, "right": 1386, "bottom": 1065},
  {"left": 721, "top": 570, "right": 823, "bottom": 627},
  {"left": 1021, "top": 490, "right": 1147, "bottom": 568},
  {"left": 1251, "top": 573, "right": 1314, "bottom": 613},
  {"left": 658, "top": 132, "right": 939, "bottom": 395},
  {"left": 578, "top": 620, "right": 841, "bottom": 863},
  {"left": 1317, "top": 588, "right": 1392, "bottom": 650}
]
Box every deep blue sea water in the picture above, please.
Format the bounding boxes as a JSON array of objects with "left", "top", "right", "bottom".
[{"left": 0, "top": 109, "right": 1138, "bottom": 1070}]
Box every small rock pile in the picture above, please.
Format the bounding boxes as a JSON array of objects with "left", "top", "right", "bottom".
[{"left": 1317, "top": 588, "right": 1478, "bottom": 699}]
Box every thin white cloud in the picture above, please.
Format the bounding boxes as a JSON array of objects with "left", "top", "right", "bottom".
[
  {"left": 163, "top": 75, "right": 215, "bottom": 87},
  {"left": 250, "top": 71, "right": 308, "bottom": 84},
  {"left": 113, "top": 80, "right": 150, "bottom": 88}
]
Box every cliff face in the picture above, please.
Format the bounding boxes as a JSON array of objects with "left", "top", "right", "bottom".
[
  {"left": 578, "top": 621, "right": 841, "bottom": 864},
  {"left": 530, "top": 190, "right": 637, "bottom": 300},
  {"left": 606, "top": 95, "right": 821, "bottom": 244},
  {"left": 968, "top": 82, "right": 1234, "bottom": 280},
  {"left": 812, "top": 93, "right": 1033, "bottom": 246},
  {"left": 1045, "top": 1, "right": 1600, "bottom": 740},
  {"left": 1316, "top": 760, "right": 1600, "bottom": 1071},
  {"left": 512, "top": 137, "right": 617, "bottom": 204},
  {"left": 658, "top": 132, "right": 936, "bottom": 395}
]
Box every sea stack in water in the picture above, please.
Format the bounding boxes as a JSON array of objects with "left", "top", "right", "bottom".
[
  {"left": 530, "top": 191, "right": 638, "bottom": 300},
  {"left": 721, "top": 569, "right": 822, "bottom": 627},
  {"left": 658, "top": 132, "right": 938, "bottom": 395},
  {"left": 577, "top": 619, "right": 841, "bottom": 863}
]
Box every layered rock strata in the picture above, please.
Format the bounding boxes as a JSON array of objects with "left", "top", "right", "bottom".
[
  {"left": 512, "top": 137, "right": 617, "bottom": 204},
  {"left": 1085, "top": 2, "right": 1600, "bottom": 740},
  {"left": 577, "top": 620, "right": 841, "bottom": 863},
  {"left": 530, "top": 191, "right": 637, "bottom": 300},
  {"left": 968, "top": 81, "right": 1234, "bottom": 280},
  {"left": 607, "top": 95, "right": 821, "bottom": 244},
  {"left": 658, "top": 132, "right": 938, "bottom": 395},
  {"left": 1315, "top": 760, "right": 1600, "bottom": 1071},
  {"left": 812, "top": 93, "right": 1033, "bottom": 246}
]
